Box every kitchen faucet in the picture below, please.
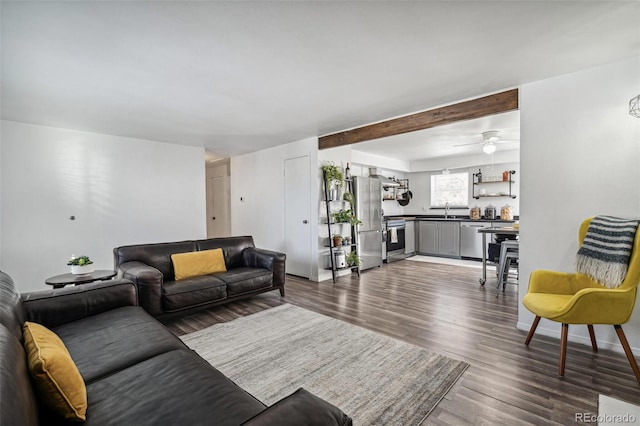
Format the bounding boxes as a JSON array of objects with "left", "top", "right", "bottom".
[{"left": 445, "top": 202, "right": 450, "bottom": 219}]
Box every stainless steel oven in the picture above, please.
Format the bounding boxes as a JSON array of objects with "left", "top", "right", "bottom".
[{"left": 385, "top": 218, "right": 406, "bottom": 262}]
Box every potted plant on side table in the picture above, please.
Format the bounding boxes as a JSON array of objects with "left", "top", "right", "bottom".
[{"left": 68, "top": 255, "right": 94, "bottom": 275}]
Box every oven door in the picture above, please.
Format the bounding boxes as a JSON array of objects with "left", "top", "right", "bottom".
[{"left": 386, "top": 226, "right": 406, "bottom": 253}]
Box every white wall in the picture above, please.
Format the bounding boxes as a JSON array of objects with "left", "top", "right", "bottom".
[
  {"left": 0, "top": 121, "right": 207, "bottom": 293},
  {"left": 230, "top": 137, "right": 320, "bottom": 278},
  {"left": 519, "top": 56, "right": 640, "bottom": 352}
]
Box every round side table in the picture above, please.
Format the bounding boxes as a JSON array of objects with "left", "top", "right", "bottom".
[{"left": 45, "top": 270, "right": 117, "bottom": 289}]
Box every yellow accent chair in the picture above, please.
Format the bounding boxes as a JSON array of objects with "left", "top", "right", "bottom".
[{"left": 523, "top": 217, "right": 640, "bottom": 383}]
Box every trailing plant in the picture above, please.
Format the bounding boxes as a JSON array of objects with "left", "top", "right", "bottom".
[
  {"left": 349, "top": 210, "right": 362, "bottom": 226},
  {"left": 331, "top": 209, "right": 362, "bottom": 226},
  {"left": 343, "top": 191, "right": 355, "bottom": 205},
  {"left": 67, "top": 255, "right": 93, "bottom": 266},
  {"left": 321, "top": 162, "right": 344, "bottom": 187}
]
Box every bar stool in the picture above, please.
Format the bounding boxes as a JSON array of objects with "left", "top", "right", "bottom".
[{"left": 497, "top": 240, "right": 519, "bottom": 297}]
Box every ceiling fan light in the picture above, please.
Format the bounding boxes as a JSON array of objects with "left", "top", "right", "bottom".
[
  {"left": 630, "top": 94, "right": 640, "bottom": 118},
  {"left": 482, "top": 130, "right": 500, "bottom": 143},
  {"left": 483, "top": 142, "right": 496, "bottom": 154}
]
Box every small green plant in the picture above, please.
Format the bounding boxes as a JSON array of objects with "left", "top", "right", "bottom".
[
  {"left": 332, "top": 234, "right": 343, "bottom": 247},
  {"left": 332, "top": 209, "right": 351, "bottom": 223},
  {"left": 67, "top": 255, "right": 93, "bottom": 266},
  {"left": 321, "top": 162, "right": 344, "bottom": 187},
  {"left": 343, "top": 191, "right": 355, "bottom": 205},
  {"left": 332, "top": 209, "right": 362, "bottom": 226},
  {"left": 347, "top": 251, "right": 360, "bottom": 267}
]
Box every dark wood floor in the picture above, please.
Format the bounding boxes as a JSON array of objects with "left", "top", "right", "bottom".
[{"left": 164, "top": 259, "right": 640, "bottom": 425}]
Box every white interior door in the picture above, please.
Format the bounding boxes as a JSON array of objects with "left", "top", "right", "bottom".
[
  {"left": 206, "top": 162, "right": 230, "bottom": 238},
  {"left": 284, "top": 155, "right": 311, "bottom": 278}
]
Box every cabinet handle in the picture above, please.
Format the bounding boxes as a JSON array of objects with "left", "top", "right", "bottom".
[{"left": 302, "top": 220, "right": 308, "bottom": 224}]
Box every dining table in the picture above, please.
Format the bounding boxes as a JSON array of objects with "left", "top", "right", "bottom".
[{"left": 477, "top": 226, "right": 519, "bottom": 285}]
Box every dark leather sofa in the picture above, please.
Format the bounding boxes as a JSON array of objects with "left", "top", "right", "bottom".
[
  {"left": 0, "top": 272, "right": 352, "bottom": 426},
  {"left": 114, "top": 236, "right": 285, "bottom": 317}
]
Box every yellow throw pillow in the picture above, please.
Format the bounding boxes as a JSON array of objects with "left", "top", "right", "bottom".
[
  {"left": 171, "top": 248, "right": 227, "bottom": 281},
  {"left": 22, "top": 321, "right": 87, "bottom": 422}
]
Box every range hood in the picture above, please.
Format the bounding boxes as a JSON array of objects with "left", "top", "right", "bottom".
[{"left": 368, "top": 168, "right": 400, "bottom": 187}]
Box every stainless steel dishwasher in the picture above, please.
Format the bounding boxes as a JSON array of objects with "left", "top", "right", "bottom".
[{"left": 460, "top": 222, "right": 491, "bottom": 259}]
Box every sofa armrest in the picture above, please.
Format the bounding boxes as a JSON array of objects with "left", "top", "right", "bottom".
[
  {"left": 118, "top": 261, "right": 164, "bottom": 316},
  {"left": 240, "top": 388, "right": 352, "bottom": 426},
  {"left": 21, "top": 279, "right": 137, "bottom": 329},
  {"left": 242, "top": 247, "right": 286, "bottom": 287}
]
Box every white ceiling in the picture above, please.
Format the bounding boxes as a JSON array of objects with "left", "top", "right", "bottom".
[{"left": 2, "top": 1, "right": 639, "bottom": 161}]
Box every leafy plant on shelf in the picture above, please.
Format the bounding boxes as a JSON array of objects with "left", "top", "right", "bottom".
[
  {"left": 347, "top": 251, "right": 360, "bottom": 267},
  {"left": 321, "top": 162, "right": 344, "bottom": 187},
  {"left": 67, "top": 255, "right": 93, "bottom": 266},
  {"left": 331, "top": 209, "right": 362, "bottom": 226}
]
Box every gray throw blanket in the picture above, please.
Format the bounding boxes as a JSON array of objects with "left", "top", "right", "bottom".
[{"left": 576, "top": 216, "right": 639, "bottom": 288}]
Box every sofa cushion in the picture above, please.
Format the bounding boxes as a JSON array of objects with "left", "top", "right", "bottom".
[
  {"left": 171, "top": 249, "right": 227, "bottom": 281},
  {"left": 114, "top": 241, "right": 197, "bottom": 281},
  {"left": 196, "top": 236, "right": 255, "bottom": 269},
  {"left": 52, "top": 306, "right": 186, "bottom": 384},
  {"left": 162, "top": 276, "right": 227, "bottom": 312},
  {"left": 83, "top": 349, "right": 266, "bottom": 426},
  {"left": 23, "top": 321, "right": 87, "bottom": 422},
  {"left": 215, "top": 267, "right": 273, "bottom": 296}
]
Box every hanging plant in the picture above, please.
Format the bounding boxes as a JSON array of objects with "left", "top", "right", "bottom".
[
  {"left": 349, "top": 213, "right": 362, "bottom": 227},
  {"left": 343, "top": 191, "right": 355, "bottom": 205},
  {"left": 321, "top": 162, "right": 344, "bottom": 187}
]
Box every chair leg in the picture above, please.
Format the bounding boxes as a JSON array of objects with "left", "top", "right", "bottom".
[
  {"left": 614, "top": 325, "right": 640, "bottom": 384},
  {"left": 559, "top": 323, "right": 569, "bottom": 377},
  {"left": 587, "top": 325, "right": 598, "bottom": 352},
  {"left": 279, "top": 287, "right": 285, "bottom": 297},
  {"left": 525, "top": 315, "right": 541, "bottom": 346}
]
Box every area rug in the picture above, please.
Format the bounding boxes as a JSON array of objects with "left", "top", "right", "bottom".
[{"left": 180, "top": 304, "right": 468, "bottom": 425}]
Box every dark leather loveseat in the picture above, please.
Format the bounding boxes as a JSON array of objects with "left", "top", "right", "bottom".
[
  {"left": 0, "top": 272, "right": 352, "bottom": 426},
  {"left": 114, "top": 236, "right": 285, "bottom": 317}
]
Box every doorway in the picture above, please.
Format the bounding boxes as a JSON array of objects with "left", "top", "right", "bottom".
[
  {"left": 206, "top": 160, "right": 231, "bottom": 238},
  {"left": 284, "top": 155, "right": 311, "bottom": 278}
]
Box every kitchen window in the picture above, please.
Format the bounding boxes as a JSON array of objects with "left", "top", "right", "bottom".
[{"left": 430, "top": 172, "right": 469, "bottom": 208}]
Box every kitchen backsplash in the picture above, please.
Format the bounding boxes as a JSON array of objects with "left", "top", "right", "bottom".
[{"left": 405, "top": 162, "right": 520, "bottom": 217}]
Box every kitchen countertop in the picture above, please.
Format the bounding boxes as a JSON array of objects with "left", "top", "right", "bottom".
[{"left": 384, "top": 215, "right": 518, "bottom": 222}]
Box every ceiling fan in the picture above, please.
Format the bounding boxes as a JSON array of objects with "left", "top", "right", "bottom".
[{"left": 454, "top": 130, "right": 519, "bottom": 154}]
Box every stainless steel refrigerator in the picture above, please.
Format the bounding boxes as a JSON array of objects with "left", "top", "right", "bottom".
[{"left": 353, "top": 177, "right": 383, "bottom": 270}]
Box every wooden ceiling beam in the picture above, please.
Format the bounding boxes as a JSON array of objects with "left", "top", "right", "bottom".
[{"left": 318, "top": 89, "right": 518, "bottom": 150}]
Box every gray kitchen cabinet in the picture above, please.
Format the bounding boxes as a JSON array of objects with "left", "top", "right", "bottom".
[
  {"left": 417, "top": 220, "right": 460, "bottom": 257},
  {"left": 405, "top": 220, "right": 416, "bottom": 254},
  {"left": 438, "top": 222, "right": 460, "bottom": 256},
  {"left": 418, "top": 221, "right": 439, "bottom": 254}
]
